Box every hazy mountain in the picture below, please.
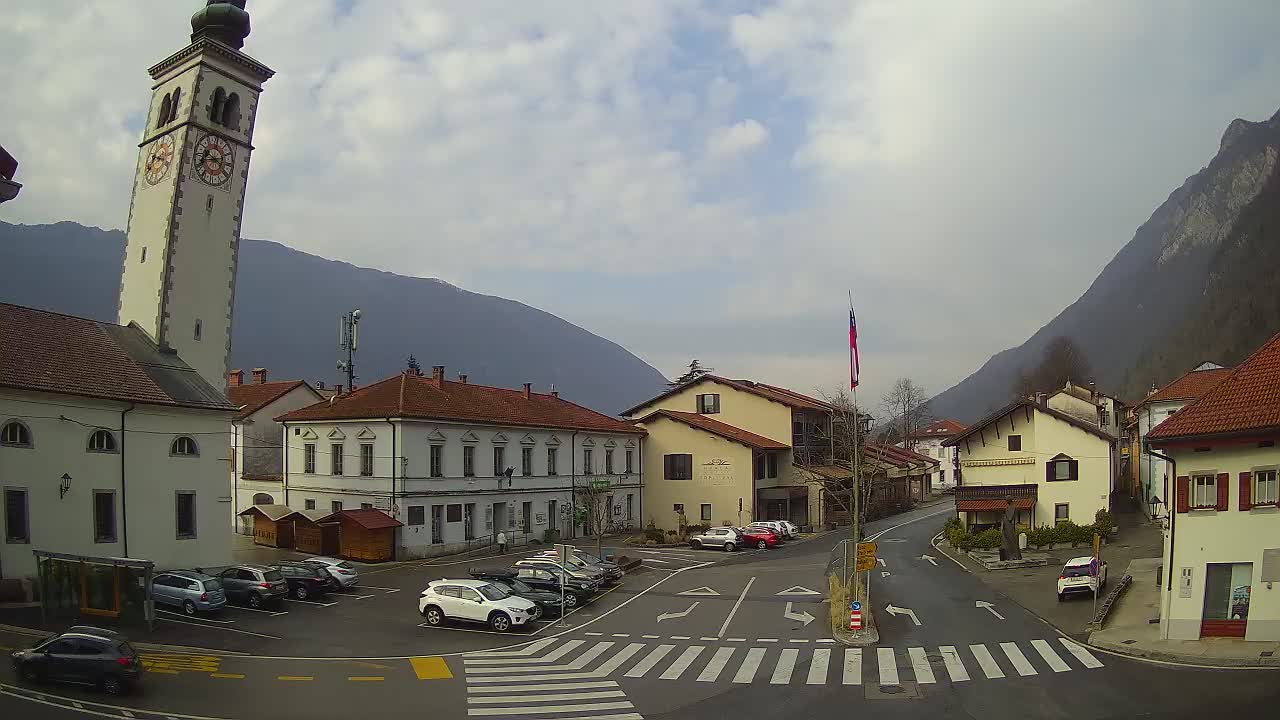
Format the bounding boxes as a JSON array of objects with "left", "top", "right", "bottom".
[
  {"left": 0, "top": 220, "right": 668, "bottom": 415},
  {"left": 930, "top": 109, "right": 1280, "bottom": 421}
]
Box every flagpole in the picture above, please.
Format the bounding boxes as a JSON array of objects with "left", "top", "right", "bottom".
[{"left": 846, "top": 291, "right": 861, "bottom": 620}]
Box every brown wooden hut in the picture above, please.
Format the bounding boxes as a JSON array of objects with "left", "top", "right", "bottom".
[
  {"left": 320, "top": 509, "right": 402, "bottom": 562},
  {"left": 284, "top": 509, "right": 338, "bottom": 556},
  {"left": 238, "top": 504, "right": 295, "bottom": 548}
]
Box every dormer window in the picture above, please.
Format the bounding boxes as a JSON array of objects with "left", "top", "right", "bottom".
[{"left": 697, "top": 393, "right": 720, "bottom": 414}]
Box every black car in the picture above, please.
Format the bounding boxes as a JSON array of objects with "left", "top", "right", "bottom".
[
  {"left": 469, "top": 568, "right": 566, "bottom": 617},
  {"left": 11, "top": 627, "right": 141, "bottom": 695},
  {"left": 272, "top": 561, "right": 334, "bottom": 600},
  {"left": 500, "top": 566, "right": 595, "bottom": 608}
]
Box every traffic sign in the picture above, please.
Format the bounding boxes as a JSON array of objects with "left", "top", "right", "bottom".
[
  {"left": 849, "top": 610, "right": 862, "bottom": 631},
  {"left": 855, "top": 541, "right": 878, "bottom": 572},
  {"left": 850, "top": 600, "right": 862, "bottom": 611},
  {"left": 589, "top": 479, "right": 610, "bottom": 491}
]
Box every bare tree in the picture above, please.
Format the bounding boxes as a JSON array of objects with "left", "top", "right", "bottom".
[
  {"left": 880, "top": 378, "right": 931, "bottom": 450},
  {"left": 669, "top": 359, "right": 714, "bottom": 387},
  {"left": 793, "top": 388, "right": 876, "bottom": 533},
  {"left": 1010, "top": 336, "right": 1092, "bottom": 398},
  {"left": 574, "top": 481, "right": 612, "bottom": 555}
]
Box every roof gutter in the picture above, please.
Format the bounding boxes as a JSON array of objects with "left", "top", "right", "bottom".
[
  {"left": 386, "top": 417, "right": 397, "bottom": 559},
  {"left": 1148, "top": 426, "right": 1280, "bottom": 447}
]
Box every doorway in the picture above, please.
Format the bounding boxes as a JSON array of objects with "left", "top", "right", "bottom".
[
  {"left": 492, "top": 502, "right": 508, "bottom": 539},
  {"left": 1201, "top": 562, "right": 1251, "bottom": 637}
]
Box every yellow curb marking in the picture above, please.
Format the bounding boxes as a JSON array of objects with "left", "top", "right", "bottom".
[
  {"left": 347, "top": 676, "right": 385, "bottom": 682},
  {"left": 210, "top": 673, "right": 245, "bottom": 679},
  {"left": 409, "top": 656, "right": 453, "bottom": 680},
  {"left": 277, "top": 676, "right": 314, "bottom": 681}
]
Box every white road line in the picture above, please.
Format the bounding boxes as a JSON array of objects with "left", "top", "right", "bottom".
[
  {"left": 283, "top": 598, "right": 339, "bottom": 607},
  {"left": 700, "top": 636, "right": 719, "bottom": 641},
  {"left": 467, "top": 701, "right": 634, "bottom": 716},
  {"left": 352, "top": 585, "right": 402, "bottom": 591},
  {"left": 697, "top": 647, "right": 736, "bottom": 682},
  {"left": 659, "top": 645, "right": 705, "bottom": 680},
  {"left": 642, "top": 635, "right": 660, "bottom": 639},
  {"left": 717, "top": 576, "right": 756, "bottom": 638},
  {"left": 807, "top": 648, "right": 831, "bottom": 685},
  {"left": 593, "top": 643, "right": 646, "bottom": 676},
  {"left": 1000, "top": 642, "right": 1037, "bottom": 676},
  {"left": 842, "top": 648, "right": 862, "bottom": 685},
  {"left": 726, "top": 638, "right": 745, "bottom": 642},
  {"left": 467, "top": 671, "right": 601, "bottom": 683},
  {"left": 585, "top": 632, "right": 604, "bottom": 637},
  {"left": 733, "top": 648, "right": 766, "bottom": 683},
  {"left": 567, "top": 642, "right": 615, "bottom": 670},
  {"left": 155, "top": 617, "right": 281, "bottom": 640},
  {"left": 155, "top": 610, "right": 236, "bottom": 625},
  {"left": 789, "top": 639, "right": 809, "bottom": 644},
  {"left": 222, "top": 605, "right": 288, "bottom": 616},
  {"left": 465, "top": 640, "right": 584, "bottom": 665},
  {"left": 770, "top": 648, "right": 799, "bottom": 684},
  {"left": 1058, "top": 638, "right": 1105, "bottom": 668},
  {"left": 641, "top": 559, "right": 671, "bottom": 564},
  {"left": 969, "top": 644, "right": 1005, "bottom": 678},
  {"left": 1031, "top": 639, "right": 1071, "bottom": 672},
  {"left": 467, "top": 681, "right": 618, "bottom": 693},
  {"left": 625, "top": 645, "right": 674, "bottom": 678},
  {"left": 907, "top": 647, "right": 936, "bottom": 684},
  {"left": 468, "top": 691, "right": 626, "bottom": 704},
  {"left": 757, "top": 638, "right": 778, "bottom": 643},
  {"left": 671, "top": 636, "right": 691, "bottom": 640},
  {"left": 939, "top": 646, "right": 969, "bottom": 682},
  {"left": 877, "top": 648, "right": 898, "bottom": 685},
  {"left": 470, "top": 638, "right": 558, "bottom": 657},
  {"left": 816, "top": 639, "right": 835, "bottom": 644}
]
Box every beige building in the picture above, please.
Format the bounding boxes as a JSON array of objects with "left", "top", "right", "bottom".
[
  {"left": 943, "top": 398, "right": 1116, "bottom": 530},
  {"left": 1149, "top": 333, "right": 1280, "bottom": 641},
  {"left": 623, "top": 376, "right": 834, "bottom": 531}
]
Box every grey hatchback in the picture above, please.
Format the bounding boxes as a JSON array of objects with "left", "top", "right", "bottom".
[{"left": 151, "top": 570, "right": 226, "bottom": 616}]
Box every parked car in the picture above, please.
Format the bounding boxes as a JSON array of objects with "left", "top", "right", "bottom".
[
  {"left": 418, "top": 579, "right": 538, "bottom": 632},
  {"left": 748, "top": 521, "right": 792, "bottom": 539},
  {"left": 515, "top": 556, "right": 605, "bottom": 585},
  {"left": 780, "top": 521, "right": 800, "bottom": 536},
  {"left": 303, "top": 556, "right": 360, "bottom": 589},
  {"left": 535, "top": 549, "right": 622, "bottom": 584},
  {"left": 198, "top": 564, "right": 288, "bottom": 608},
  {"left": 510, "top": 566, "right": 597, "bottom": 607},
  {"left": 1056, "top": 556, "right": 1107, "bottom": 601},
  {"left": 689, "top": 527, "right": 743, "bottom": 551},
  {"left": 468, "top": 568, "right": 566, "bottom": 617},
  {"left": 737, "top": 526, "right": 780, "bottom": 549},
  {"left": 272, "top": 561, "right": 335, "bottom": 600},
  {"left": 151, "top": 570, "right": 226, "bottom": 616},
  {"left": 10, "top": 627, "right": 141, "bottom": 695}
]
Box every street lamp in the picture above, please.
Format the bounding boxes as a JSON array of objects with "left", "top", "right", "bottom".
[{"left": 59, "top": 473, "right": 72, "bottom": 499}]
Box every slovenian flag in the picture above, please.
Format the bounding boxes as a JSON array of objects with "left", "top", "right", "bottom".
[{"left": 849, "top": 307, "right": 860, "bottom": 389}]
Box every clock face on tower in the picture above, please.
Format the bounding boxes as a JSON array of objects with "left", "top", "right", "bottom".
[
  {"left": 143, "top": 134, "right": 175, "bottom": 185},
  {"left": 192, "top": 133, "right": 235, "bottom": 187}
]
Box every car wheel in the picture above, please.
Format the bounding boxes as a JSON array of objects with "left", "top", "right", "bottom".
[
  {"left": 294, "top": 585, "right": 309, "bottom": 600},
  {"left": 182, "top": 600, "right": 197, "bottom": 616},
  {"left": 691, "top": 540, "right": 702, "bottom": 549},
  {"left": 101, "top": 675, "right": 124, "bottom": 696},
  {"left": 248, "top": 592, "right": 263, "bottom": 609},
  {"left": 563, "top": 593, "right": 579, "bottom": 608},
  {"left": 490, "top": 612, "right": 512, "bottom": 632},
  {"left": 1057, "top": 593, "right": 1064, "bottom": 602},
  {"left": 724, "top": 542, "right": 736, "bottom": 552},
  {"left": 757, "top": 540, "right": 768, "bottom": 549},
  {"left": 422, "top": 605, "right": 444, "bottom": 625}
]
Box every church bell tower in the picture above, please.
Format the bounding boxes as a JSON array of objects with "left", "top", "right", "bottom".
[{"left": 117, "top": 0, "right": 274, "bottom": 391}]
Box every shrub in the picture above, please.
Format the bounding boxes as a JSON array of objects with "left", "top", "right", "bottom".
[
  {"left": 1093, "top": 509, "right": 1115, "bottom": 535},
  {"left": 1026, "top": 525, "right": 1055, "bottom": 548},
  {"left": 643, "top": 522, "right": 664, "bottom": 544}
]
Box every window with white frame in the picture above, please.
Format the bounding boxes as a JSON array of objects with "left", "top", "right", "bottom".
[
  {"left": 304, "top": 443, "right": 316, "bottom": 473},
  {"left": 360, "top": 443, "right": 374, "bottom": 476},
  {"left": 547, "top": 448, "right": 558, "bottom": 476},
  {"left": 493, "top": 446, "right": 505, "bottom": 476},
  {"left": 697, "top": 393, "right": 720, "bottom": 414},
  {"left": 87, "top": 430, "right": 117, "bottom": 453},
  {"left": 463, "top": 445, "right": 475, "bottom": 477},
  {"left": 1, "top": 421, "right": 32, "bottom": 448},
  {"left": 1253, "top": 469, "right": 1278, "bottom": 505},
  {"left": 171, "top": 436, "right": 199, "bottom": 457},
  {"left": 1192, "top": 473, "right": 1217, "bottom": 509},
  {"left": 605, "top": 449, "right": 614, "bottom": 474},
  {"left": 522, "top": 447, "right": 533, "bottom": 476},
  {"left": 331, "top": 443, "right": 344, "bottom": 475},
  {"left": 625, "top": 450, "right": 634, "bottom": 474},
  {"left": 430, "top": 445, "right": 443, "bottom": 477}
]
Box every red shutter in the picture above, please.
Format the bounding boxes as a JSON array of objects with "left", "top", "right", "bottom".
[
  {"left": 1175, "top": 476, "right": 1189, "bottom": 513},
  {"left": 1215, "top": 472, "right": 1230, "bottom": 511},
  {"left": 1239, "top": 472, "right": 1252, "bottom": 511}
]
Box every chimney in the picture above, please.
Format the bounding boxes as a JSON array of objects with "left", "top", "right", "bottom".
[
  {"left": 431, "top": 365, "right": 444, "bottom": 388},
  {"left": 1034, "top": 392, "right": 1046, "bottom": 406},
  {"left": 316, "top": 381, "right": 325, "bottom": 390},
  {"left": 228, "top": 369, "right": 244, "bottom": 387},
  {"left": 334, "top": 384, "right": 343, "bottom": 395},
  {"left": 523, "top": 382, "right": 532, "bottom": 399},
  {"left": 251, "top": 367, "right": 267, "bottom": 384},
  {"left": 1088, "top": 380, "right": 1097, "bottom": 401},
  {"left": 551, "top": 390, "right": 559, "bottom": 399},
  {"left": 458, "top": 374, "right": 468, "bottom": 384}
]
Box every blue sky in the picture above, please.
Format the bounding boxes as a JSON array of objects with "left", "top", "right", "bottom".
[{"left": 3, "top": 0, "right": 1280, "bottom": 409}]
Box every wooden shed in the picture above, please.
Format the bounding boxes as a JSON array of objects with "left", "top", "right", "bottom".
[
  {"left": 238, "top": 504, "right": 295, "bottom": 548},
  {"left": 320, "top": 509, "right": 403, "bottom": 563},
  {"left": 286, "top": 509, "right": 339, "bottom": 556}
]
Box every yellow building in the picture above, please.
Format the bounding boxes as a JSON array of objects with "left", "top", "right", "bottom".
[{"left": 623, "top": 376, "right": 834, "bottom": 531}]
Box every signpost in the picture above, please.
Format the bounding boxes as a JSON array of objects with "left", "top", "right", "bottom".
[
  {"left": 555, "top": 543, "right": 575, "bottom": 627},
  {"left": 1091, "top": 533, "right": 1102, "bottom": 622},
  {"left": 849, "top": 601, "right": 862, "bottom": 631}
]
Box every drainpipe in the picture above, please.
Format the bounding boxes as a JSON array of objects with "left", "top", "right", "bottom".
[
  {"left": 282, "top": 423, "right": 289, "bottom": 505},
  {"left": 386, "top": 418, "right": 397, "bottom": 559},
  {"left": 231, "top": 421, "right": 239, "bottom": 534},
  {"left": 119, "top": 403, "right": 136, "bottom": 557},
  {"left": 1148, "top": 445, "right": 1177, "bottom": 639},
  {"left": 570, "top": 431, "right": 578, "bottom": 540},
  {"left": 637, "top": 435, "right": 643, "bottom": 531}
]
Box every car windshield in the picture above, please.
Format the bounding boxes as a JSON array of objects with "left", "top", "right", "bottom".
[
  {"left": 508, "top": 579, "right": 534, "bottom": 593},
  {"left": 117, "top": 641, "right": 136, "bottom": 657},
  {"left": 478, "top": 584, "right": 509, "bottom": 601},
  {"left": 263, "top": 570, "right": 284, "bottom": 581},
  {"left": 337, "top": 562, "right": 355, "bottom": 570},
  {"left": 202, "top": 578, "right": 222, "bottom": 591}
]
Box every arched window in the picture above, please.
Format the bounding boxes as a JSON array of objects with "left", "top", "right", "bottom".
[
  {"left": 157, "top": 93, "right": 172, "bottom": 129},
  {"left": 210, "top": 87, "right": 227, "bottom": 124},
  {"left": 88, "top": 429, "right": 118, "bottom": 453},
  {"left": 1, "top": 420, "right": 33, "bottom": 448},
  {"left": 252, "top": 493, "right": 275, "bottom": 505},
  {"left": 167, "top": 87, "right": 182, "bottom": 124},
  {"left": 171, "top": 436, "right": 199, "bottom": 457},
  {"left": 221, "top": 92, "right": 241, "bottom": 130}
]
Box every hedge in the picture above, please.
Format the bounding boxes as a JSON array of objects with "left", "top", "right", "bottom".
[{"left": 943, "top": 512, "right": 1114, "bottom": 552}]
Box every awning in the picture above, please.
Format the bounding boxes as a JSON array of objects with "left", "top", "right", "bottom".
[
  {"left": 955, "top": 498, "right": 1035, "bottom": 512},
  {"left": 757, "top": 486, "right": 809, "bottom": 501}
]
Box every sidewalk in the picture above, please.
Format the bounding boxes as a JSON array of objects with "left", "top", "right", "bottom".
[{"left": 1088, "top": 558, "right": 1280, "bottom": 667}]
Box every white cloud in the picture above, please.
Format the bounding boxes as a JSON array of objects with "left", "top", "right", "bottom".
[{"left": 706, "top": 118, "right": 770, "bottom": 158}]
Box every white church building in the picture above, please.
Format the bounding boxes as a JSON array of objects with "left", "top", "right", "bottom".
[{"left": 1, "top": 1, "right": 273, "bottom": 586}]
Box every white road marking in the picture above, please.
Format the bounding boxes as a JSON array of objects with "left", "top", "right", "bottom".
[
  {"left": 625, "top": 645, "right": 674, "bottom": 678},
  {"left": 671, "top": 636, "right": 691, "bottom": 640},
  {"left": 999, "top": 642, "right": 1037, "bottom": 676},
  {"left": 467, "top": 691, "right": 627, "bottom": 704},
  {"left": 611, "top": 633, "right": 629, "bottom": 638},
  {"left": 641, "top": 558, "right": 671, "bottom": 564},
  {"left": 155, "top": 609, "right": 236, "bottom": 624},
  {"left": 908, "top": 647, "right": 936, "bottom": 684},
  {"left": 470, "top": 638, "right": 558, "bottom": 657},
  {"left": 816, "top": 639, "right": 835, "bottom": 644},
  {"left": 717, "top": 576, "right": 756, "bottom": 638},
  {"left": 1031, "top": 639, "right": 1070, "bottom": 672},
  {"left": 593, "top": 643, "right": 646, "bottom": 676},
  {"left": 467, "top": 681, "right": 618, "bottom": 693},
  {"left": 585, "top": 632, "right": 603, "bottom": 637},
  {"left": 156, "top": 617, "right": 281, "bottom": 639},
  {"left": 467, "top": 701, "right": 634, "bottom": 716},
  {"left": 567, "top": 642, "right": 615, "bottom": 670},
  {"left": 807, "top": 648, "right": 831, "bottom": 685},
  {"left": 697, "top": 647, "right": 736, "bottom": 682},
  {"left": 465, "top": 640, "right": 584, "bottom": 665},
  {"left": 842, "top": 648, "right": 862, "bottom": 685},
  {"left": 757, "top": 638, "right": 778, "bottom": 643},
  {"left": 726, "top": 638, "right": 745, "bottom": 642},
  {"left": 641, "top": 635, "right": 659, "bottom": 639},
  {"left": 659, "top": 645, "right": 705, "bottom": 680},
  {"left": 877, "top": 648, "right": 899, "bottom": 685},
  {"left": 789, "top": 639, "right": 810, "bottom": 643},
  {"left": 733, "top": 648, "right": 766, "bottom": 683},
  {"left": 468, "top": 671, "right": 602, "bottom": 683},
  {"left": 700, "top": 637, "right": 719, "bottom": 641},
  {"left": 776, "top": 586, "right": 821, "bottom": 596},
  {"left": 1058, "top": 638, "right": 1105, "bottom": 668},
  {"left": 969, "top": 644, "right": 1005, "bottom": 678},
  {"left": 352, "top": 585, "right": 402, "bottom": 591},
  {"left": 770, "top": 648, "right": 799, "bottom": 684},
  {"left": 939, "top": 645, "right": 970, "bottom": 682}
]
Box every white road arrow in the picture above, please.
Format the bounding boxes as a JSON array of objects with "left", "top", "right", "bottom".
[
  {"left": 881, "top": 571, "right": 891, "bottom": 578},
  {"left": 920, "top": 554, "right": 938, "bottom": 566},
  {"left": 678, "top": 586, "right": 720, "bottom": 596},
  {"left": 885, "top": 604, "right": 922, "bottom": 626},
  {"left": 878, "top": 558, "right": 886, "bottom": 568},
  {"left": 776, "top": 586, "right": 821, "bottom": 596},
  {"left": 783, "top": 602, "right": 815, "bottom": 626},
  {"left": 975, "top": 601, "right": 1005, "bottom": 620},
  {"left": 657, "top": 601, "right": 699, "bottom": 623}
]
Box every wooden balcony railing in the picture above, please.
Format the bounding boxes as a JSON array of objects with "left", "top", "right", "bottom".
[{"left": 955, "top": 484, "right": 1038, "bottom": 502}]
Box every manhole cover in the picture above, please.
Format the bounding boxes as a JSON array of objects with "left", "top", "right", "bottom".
[
  {"left": 926, "top": 654, "right": 943, "bottom": 663},
  {"left": 879, "top": 684, "right": 904, "bottom": 694}
]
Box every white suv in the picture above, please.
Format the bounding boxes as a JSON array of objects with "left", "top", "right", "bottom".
[
  {"left": 749, "top": 521, "right": 791, "bottom": 539},
  {"left": 419, "top": 579, "right": 539, "bottom": 632},
  {"left": 1056, "top": 556, "right": 1107, "bottom": 601}
]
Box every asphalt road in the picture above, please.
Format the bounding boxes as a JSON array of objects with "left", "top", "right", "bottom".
[{"left": 3, "top": 504, "right": 1278, "bottom": 719}]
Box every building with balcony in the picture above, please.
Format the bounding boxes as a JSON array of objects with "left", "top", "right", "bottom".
[
  {"left": 902, "top": 418, "right": 967, "bottom": 492},
  {"left": 942, "top": 397, "right": 1116, "bottom": 530},
  {"left": 274, "top": 366, "right": 645, "bottom": 559}
]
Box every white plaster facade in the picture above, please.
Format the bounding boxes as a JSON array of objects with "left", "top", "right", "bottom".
[{"left": 231, "top": 381, "right": 323, "bottom": 533}]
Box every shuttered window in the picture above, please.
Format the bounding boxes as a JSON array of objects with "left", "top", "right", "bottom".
[{"left": 1191, "top": 474, "right": 1217, "bottom": 509}]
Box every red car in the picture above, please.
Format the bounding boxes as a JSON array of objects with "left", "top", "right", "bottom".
[{"left": 737, "top": 526, "right": 780, "bottom": 549}]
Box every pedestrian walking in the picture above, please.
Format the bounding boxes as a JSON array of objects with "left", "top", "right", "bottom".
[{"left": 497, "top": 531, "right": 508, "bottom": 554}]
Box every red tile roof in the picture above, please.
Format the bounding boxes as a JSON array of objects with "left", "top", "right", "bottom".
[
  {"left": 276, "top": 373, "right": 644, "bottom": 435},
  {"left": 956, "top": 498, "right": 1035, "bottom": 512},
  {"left": 621, "top": 375, "right": 832, "bottom": 416},
  {"left": 229, "top": 380, "right": 317, "bottom": 420},
  {"left": 1143, "top": 367, "right": 1234, "bottom": 404},
  {"left": 942, "top": 398, "right": 1115, "bottom": 446},
  {"left": 1148, "top": 332, "right": 1280, "bottom": 441},
  {"left": 908, "top": 418, "right": 968, "bottom": 440},
  {"left": 865, "top": 443, "right": 939, "bottom": 469},
  {"left": 634, "top": 409, "right": 788, "bottom": 450},
  {"left": 0, "top": 303, "right": 234, "bottom": 410},
  {"left": 320, "top": 508, "right": 402, "bottom": 530}
]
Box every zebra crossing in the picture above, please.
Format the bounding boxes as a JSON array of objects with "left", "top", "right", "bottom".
[
  {"left": 463, "top": 635, "right": 1104, "bottom": 693},
  {"left": 463, "top": 639, "right": 644, "bottom": 720}
]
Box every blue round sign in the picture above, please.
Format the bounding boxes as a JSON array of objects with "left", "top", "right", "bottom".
[{"left": 850, "top": 601, "right": 862, "bottom": 611}]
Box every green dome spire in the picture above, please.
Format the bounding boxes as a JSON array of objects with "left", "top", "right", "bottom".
[{"left": 190, "top": 1, "right": 251, "bottom": 50}]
